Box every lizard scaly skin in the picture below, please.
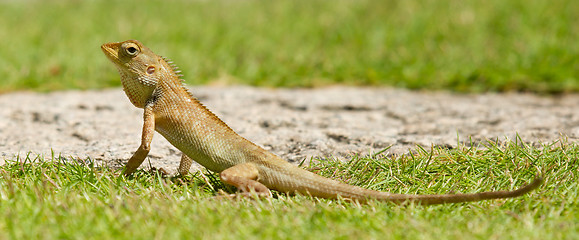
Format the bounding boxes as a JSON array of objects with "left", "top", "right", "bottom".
[{"left": 101, "top": 40, "right": 542, "bottom": 204}]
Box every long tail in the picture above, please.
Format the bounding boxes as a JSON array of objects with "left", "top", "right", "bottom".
[
  {"left": 369, "top": 177, "right": 543, "bottom": 205},
  {"left": 279, "top": 166, "right": 543, "bottom": 205}
]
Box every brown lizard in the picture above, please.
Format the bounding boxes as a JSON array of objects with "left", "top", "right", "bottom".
[{"left": 101, "top": 39, "right": 542, "bottom": 204}]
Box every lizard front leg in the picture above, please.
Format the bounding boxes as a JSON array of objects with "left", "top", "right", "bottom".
[
  {"left": 178, "top": 153, "right": 193, "bottom": 176},
  {"left": 219, "top": 163, "right": 272, "bottom": 197},
  {"left": 124, "top": 104, "right": 156, "bottom": 176}
]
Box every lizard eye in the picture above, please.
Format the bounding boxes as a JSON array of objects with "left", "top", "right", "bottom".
[
  {"left": 122, "top": 43, "right": 140, "bottom": 57},
  {"left": 127, "top": 47, "right": 138, "bottom": 55}
]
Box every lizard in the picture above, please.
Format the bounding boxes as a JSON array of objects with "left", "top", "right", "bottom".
[{"left": 101, "top": 39, "right": 542, "bottom": 204}]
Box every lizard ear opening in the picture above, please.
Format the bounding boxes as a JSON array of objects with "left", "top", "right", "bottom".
[{"left": 146, "top": 66, "right": 155, "bottom": 74}]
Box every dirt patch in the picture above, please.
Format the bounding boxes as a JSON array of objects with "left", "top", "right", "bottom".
[{"left": 1, "top": 86, "right": 577, "bottom": 173}]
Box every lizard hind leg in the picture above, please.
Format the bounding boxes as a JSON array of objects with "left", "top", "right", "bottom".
[{"left": 219, "top": 163, "right": 272, "bottom": 198}]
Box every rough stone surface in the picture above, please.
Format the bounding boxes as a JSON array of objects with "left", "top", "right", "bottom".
[{"left": 1, "top": 86, "right": 577, "bottom": 173}]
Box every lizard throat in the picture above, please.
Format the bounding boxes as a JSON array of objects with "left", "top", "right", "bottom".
[{"left": 119, "top": 71, "right": 156, "bottom": 108}]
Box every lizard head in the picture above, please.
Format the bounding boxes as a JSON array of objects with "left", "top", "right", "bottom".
[{"left": 101, "top": 40, "right": 171, "bottom": 108}]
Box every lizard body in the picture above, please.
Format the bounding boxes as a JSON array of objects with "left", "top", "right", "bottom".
[{"left": 101, "top": 40, "right": 542, "bottom": 204}]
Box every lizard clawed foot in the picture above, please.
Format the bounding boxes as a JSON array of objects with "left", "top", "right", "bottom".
[
  {"left": 148, "top": 167, "right": 169, "bottom": 177},
  {"left": 217, "top": 162, "right": 273, "bottom": 200}
]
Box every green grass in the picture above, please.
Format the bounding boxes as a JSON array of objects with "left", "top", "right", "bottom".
[
  {"left": 0, "top": 139, "right": 576, "bottom": 239},
  {"left": 1, "top": 0, "right": 578, "bottom": 93}
]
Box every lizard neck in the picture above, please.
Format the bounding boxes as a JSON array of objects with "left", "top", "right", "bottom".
[{"left": 119, "top": 57, "right": 182, "bottom": 109}]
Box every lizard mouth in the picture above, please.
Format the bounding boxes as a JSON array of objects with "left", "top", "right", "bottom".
[{"left": 101, "top": 43, "right": 122, "bottom": 65}]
